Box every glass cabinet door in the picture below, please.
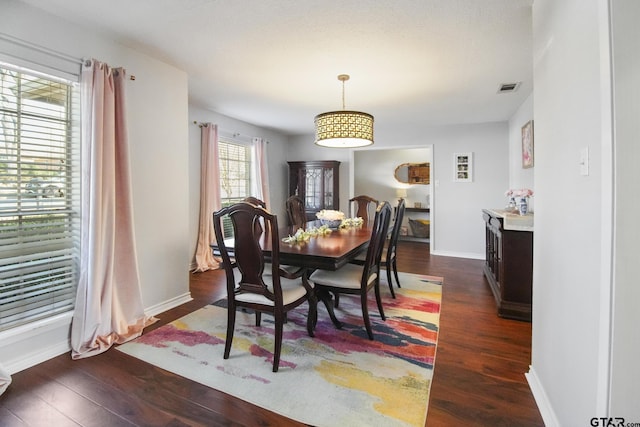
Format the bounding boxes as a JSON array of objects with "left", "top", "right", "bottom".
[
  {"left": 323, "top": 168, "right": 334, "bottom": 208},
  {"left": 304, "top": 166, "right": 323, "bottom": 211},
  {"left": 288, "top": 161, "right": 340, "bottom": 221}
]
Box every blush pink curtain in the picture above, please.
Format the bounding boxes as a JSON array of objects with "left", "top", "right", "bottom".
[
  {"left": 71, "top": 59, "right": 151, "bottom": 359},
  {"left": 0, "top": 362, "right": 10, "bottom": 395},
  {"left": 253, "top": 137, "right": 270, "bottom": 208},
  {"left": 192, "top": 123, "right": 222, "bottom": 272}
]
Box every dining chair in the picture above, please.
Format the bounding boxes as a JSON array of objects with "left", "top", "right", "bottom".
[
  {"left": 385, "top": 199, "right": 406, "bottom": 295},
  {"left": 309, "top": 201, "right": 392, "bottom": 340},
  {"left": 243, "top": 196, "right": 304, "bottom": 278},
  {"left": 243, "top": 196, "right": 267, "bottom": 234},
  {"left": 351, "top": 198, "right": 406, "bottom": 299},
  {"left": 349, "top": 195, "right": 379, "bottom": 223},
  {"left": 213, "top": 202, "right": 317, "bottom": 372},
  {"left": 286, "top": 195, "right": 307, "bottom": 229},
  {"left": 213, "top": 197, "right": 267, "bottom": 264},
  {"left": 242, "top": 196, "right": 266, "bottom": 208}
]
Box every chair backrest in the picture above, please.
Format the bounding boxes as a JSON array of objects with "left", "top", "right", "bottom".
[
  {"left": 286, "top": 195, "right": 307, "bottom": 229},
  {"left": 213, "top": 202, "right": 282, "bottom": 302},
  {"left": 349, "top": 195, "right": 379, "bottom": 223},
  {"left": 360, "top": 201, "right": 392, "bottom": 284},
  {"left": 387, "top": 199, "right": 406, "bottom": 263},
  {"left": 242, "top": 197, "right": 267, "bottom": 234},
  {"left": 243, "top": 196, "right": 266, "bottom": 208}
]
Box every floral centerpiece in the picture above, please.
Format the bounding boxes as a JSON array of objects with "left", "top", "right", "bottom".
[
  {"left": 316, "top": 209, "right": 345, "bottom": 229},
  {"left": 282, "top": 225, "right": 333, "bottom": 244},
  {"left": 505, "top": 188, "right": 534, "bottom": 198},
  {"left": 505, "top": 188, "right": 534, "bottom": 215},
  {"left": 340, "top": 217, "right": 364, "bottom": 228}
]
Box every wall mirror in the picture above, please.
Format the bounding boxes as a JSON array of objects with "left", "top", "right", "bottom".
[{"left": 394, "top": 162, "right": 430, "bottom": 185}]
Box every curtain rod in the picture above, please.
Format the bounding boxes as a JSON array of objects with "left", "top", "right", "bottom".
[
  {"left": 83, "top": 59, "right": 136, "bottom": 81},
  {"left": 0, "top": 32, "right": 83, "bottom": 65},
  {"left": 192, "top": 121, "right": 269, "bottom": 144},
  {"left": 0, "top": 33, "right": 136, "bottom": 81}
]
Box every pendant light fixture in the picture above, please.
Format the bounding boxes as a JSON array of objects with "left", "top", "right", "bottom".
[{"left": 314, "top": 74, "right": 374, "bottom": 148}]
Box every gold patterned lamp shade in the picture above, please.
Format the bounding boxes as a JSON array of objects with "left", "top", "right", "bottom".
[{"left": 315, "top": 74, "right": 374, "bottom": 148}]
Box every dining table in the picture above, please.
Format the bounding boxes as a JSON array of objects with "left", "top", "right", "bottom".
[{"left": 212, "top": 219, "right": 373, "bottom": 271}]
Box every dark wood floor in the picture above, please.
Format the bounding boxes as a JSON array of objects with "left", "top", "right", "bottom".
[{"left": 0, "top": 241, "right": 543, "bottom": 426}]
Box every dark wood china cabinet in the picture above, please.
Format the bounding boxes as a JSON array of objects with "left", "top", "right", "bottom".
[{"left": 288, "top": 161, "right": 340, "bottom": 222}]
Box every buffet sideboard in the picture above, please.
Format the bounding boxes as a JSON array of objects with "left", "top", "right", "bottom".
[{"left": 482, "top": 209, "right": 533, "bottom": 321}]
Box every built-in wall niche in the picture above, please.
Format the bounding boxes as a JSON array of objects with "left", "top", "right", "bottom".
[{"left": 394, "top": 162, "right": 430, "bottom": 185}]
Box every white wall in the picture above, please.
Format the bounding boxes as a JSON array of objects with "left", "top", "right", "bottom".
[
  {"left": 0, "top": 0, "right": 190, "bottom": 372},
  {"left": 528, "top": 0, "right": 614, "bottom": 424},
  {"left": 508, "top": 94, "right": 535, "bottom": 211},
  {"left": 609, "top": 0, "right": 640, "bottom": 418},
  {"left": 288, "top": 122, "right": 509, "bottom": 258},
  {"left": 188, "top": 105, "right": 290, "bottom": 267}
]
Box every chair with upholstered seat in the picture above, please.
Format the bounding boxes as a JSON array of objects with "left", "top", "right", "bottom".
[
  {"left": 213, "top": 202, "right": 317, "bottom": 372},
  {"left": 353, "top": 199, "right": 406, "bottom": 298},
  {"left": 286, "top": 195, "right": 307, "bottom": 229},
  {"left": 349, "top": 195, "right": 379, "bottom": 223},
  {"left": 384, "top": 199, "right": 406, "bottom": 297},
  {"left": 310, "top": 201, "right": 392, "bottom": 340}
]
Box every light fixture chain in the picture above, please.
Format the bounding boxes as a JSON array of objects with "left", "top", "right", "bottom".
[{"left": 342, "top": 78, "right": 346, "bottom": 110}]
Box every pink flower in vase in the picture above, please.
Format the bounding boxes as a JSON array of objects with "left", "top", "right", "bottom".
[{"left": 507, "top": 188, "right": 534, "bottom": 198}]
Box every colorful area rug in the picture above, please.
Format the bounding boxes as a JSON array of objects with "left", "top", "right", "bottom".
[{"left": 117, "top": 272, "right": 442, "bottom": 427}]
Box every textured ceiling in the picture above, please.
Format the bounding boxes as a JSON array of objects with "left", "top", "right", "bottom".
[{"left": 20, "top": 0, "right": 533, "bottom": 136}]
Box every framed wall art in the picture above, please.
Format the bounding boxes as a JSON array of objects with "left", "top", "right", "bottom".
[
  {"left": 453, "top": 152, "right": 473, "bottom": 182},
  {"left": 522, "top": 120, "right": 534, "bottom": 169}
]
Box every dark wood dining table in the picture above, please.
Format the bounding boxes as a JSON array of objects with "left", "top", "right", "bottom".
[
  {"left": 213, "top": 220, "right": 372, "bottom": 271},
  {"left": 271, "top": 221, "right": 372, "bottom": 270}
]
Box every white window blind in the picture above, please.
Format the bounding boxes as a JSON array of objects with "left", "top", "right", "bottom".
[
  {"left": 0, "top": 64, "right": 80, "bottom": 332},
  {"left": 219, "top": 140, "right": 252, "bottom": 238}
]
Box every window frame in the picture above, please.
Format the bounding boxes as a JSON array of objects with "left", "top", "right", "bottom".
[
  {"left": 0, "top": 62, "right": 81, "bottom": 333},
  {"left": 217, "top": 138, "right": 253, "bottom": 238}
]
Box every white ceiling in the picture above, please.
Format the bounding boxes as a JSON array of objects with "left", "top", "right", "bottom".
[{"left": 21, "top": 0, "right": 533, "bottom": 137}]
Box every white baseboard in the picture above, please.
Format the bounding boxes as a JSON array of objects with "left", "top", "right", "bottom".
[
  {"left": 144, "top": 292, "right": 193, "bottom": 318},
  {"left": 7, "top": 340, "right": 71, "bottom": 375},
  {"left": 0, "top": 312, "right": 73, "bottom": 374},
  {"left": 430, "top": 249, "right": 485, "bottom": 260},
  {"left": 0, "top": 292, "right": 193, "bottom": 375},
  {"left": 526, "top": 365, "right": 560, "bottom": 427}
]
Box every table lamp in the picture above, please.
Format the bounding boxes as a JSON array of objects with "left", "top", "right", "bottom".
[{"left": 395, "top": 189, "right": 407, "bottom": 203}]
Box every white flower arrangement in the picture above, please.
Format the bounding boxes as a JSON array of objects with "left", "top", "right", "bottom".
[
  {"left": 316, "top": 210, "right": 345, "bottom": 221},
  {"left": 282, "top": 212, "right": 365, "bottom": 244},
  {"left": 282, "top": 225, "right": 333, "bottom": 244},
  {"left": 340, "top": 217, "right": 364, "bottom": 228}
]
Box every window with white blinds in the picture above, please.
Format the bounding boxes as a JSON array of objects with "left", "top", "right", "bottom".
[
  {"left": 0, "top": 64, "right": 80, "bottom": 332},
  {"left": 219, "top": 140, "right": 252, "bottom": 238}
]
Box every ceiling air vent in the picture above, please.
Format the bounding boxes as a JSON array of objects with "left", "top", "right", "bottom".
[{"left": 497, "top": 82, "right": 521, "bottom": 93}]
